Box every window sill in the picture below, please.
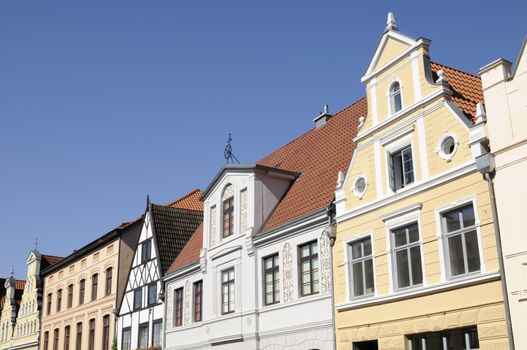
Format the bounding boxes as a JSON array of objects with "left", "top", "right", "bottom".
[{"left": 336, "top": 271, "right": 500, "bottom": 312}]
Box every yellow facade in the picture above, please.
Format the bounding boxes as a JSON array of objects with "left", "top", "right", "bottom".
[{"left": 333, "top": 15, "right": 509, "bottom": 350}]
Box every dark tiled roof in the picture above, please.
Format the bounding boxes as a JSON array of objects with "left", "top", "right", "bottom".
[
  {"left": 167, "top": 223, "right": 203, "bottom": 273},
  {"left": 150, "top": 204, "right": 203, "bottom": 275},
  {"left": 41, "top": 255, "right": 64, "bottom": 270}
]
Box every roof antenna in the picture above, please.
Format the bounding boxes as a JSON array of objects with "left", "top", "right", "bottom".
[
  {"left": 224, "top": 133, "right": 240, "bottom": 164},
  {"left": 385, "top": 12, "right": 399, "bottom": 32}
]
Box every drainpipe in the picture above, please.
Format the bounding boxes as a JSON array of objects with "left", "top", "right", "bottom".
[
  {"left": 475, "top": 152, "right": 515, "bottom": 350},
  {"left": 326, "top": 203, "right": 337, "bottom": 350}
]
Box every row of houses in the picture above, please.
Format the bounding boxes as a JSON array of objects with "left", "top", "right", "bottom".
[{"left": 1, "top": 14, "right": 526, "bottom": 350}]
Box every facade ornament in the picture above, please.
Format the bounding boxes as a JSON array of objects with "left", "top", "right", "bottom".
[
  {"left": 282, "top": 243, "right": 294, "bottom": 302},
  {"left": 199, "top": 248, "right": 207, "bottom": 273},
  {"left": 210, "top": 206, "right": 217, "bottom": 247},
  {"left": 385, "top": 12, "right": 399, "bottom": 32},
  {"left": 183, "top": 280, "right": 191, "bottom": 326},
  {"left": 320, "top": 230, "right": 332, "bottom": 294},
  {"left": 240, "top": 189, "right": 248, "bottom": 232},
  {"left": 357, "top": 116, "right": 365, "bottom": 131},
  {"left": 336, "top": 171, "right": 344, "bottom": 190},
  {"left": 436, "top": 70, "right": 449, "bottom": 85}
]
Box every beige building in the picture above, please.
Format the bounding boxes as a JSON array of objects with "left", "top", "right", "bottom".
[
  {"left": 479, "top": 35, "right": 527, "bottom": 349},
  {"left": 332, "top": 14, "right": 510, "bottom": 350},
  {"left": 40, "top": 221, "right": 141, "bottom": 350},
  {"left": 0, "top": 252, "right": 62, "bottom": 350}
]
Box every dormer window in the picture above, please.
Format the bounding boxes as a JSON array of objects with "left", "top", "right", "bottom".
[
  {"left": 389, "top": 81, "right": 402, "bottom": 114},
  {"left": 222, "top": 184, "right": 235, "bottom": 238}
]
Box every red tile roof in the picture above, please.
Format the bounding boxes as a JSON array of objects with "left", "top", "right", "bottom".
[
  {"left": 167, "top": 223, "right": 203, "bottom": 273},
  {"left": 41, "top": 255, "right": 64, "bottom": 270},
  {"left": 0, "top": 279, "right": 26, "bottom": 310},
  {"left": 167, "top": 189, "right": 204, "bottom": 211},
  {"left": 165, "top": 62, "right": 483, "bottom": 273}
]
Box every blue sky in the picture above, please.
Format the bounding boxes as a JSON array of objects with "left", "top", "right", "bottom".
[{"left": 1, "top": 0, "right": 525, "bottom": 277}]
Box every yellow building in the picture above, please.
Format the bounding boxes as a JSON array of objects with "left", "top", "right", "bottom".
[{"left": 332, "top": 14, "right": 510, "bottom": 350}]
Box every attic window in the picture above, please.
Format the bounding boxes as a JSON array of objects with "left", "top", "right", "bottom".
[
  {"left": 390, "top": 82, "right": 402, "bottom": 114},
  {"left": 222, "top": 184, "right": 235, "bottom": 238}
]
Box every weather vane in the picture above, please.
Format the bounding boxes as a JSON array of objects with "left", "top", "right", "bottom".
[{"left": 224, "top": 133, "right": 240, "bottom": 164}]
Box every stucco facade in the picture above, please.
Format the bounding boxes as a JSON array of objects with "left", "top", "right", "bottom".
[
  {"left": 333, "top": 15, "right": 509, "bottom": 350},
  {"left": 479, "top": 36, "right": 527, "bottom": 349}
]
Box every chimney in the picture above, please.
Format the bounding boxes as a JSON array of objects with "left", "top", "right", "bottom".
[{"left": 313, "top": 104, "right": 333, "bottom": 129}]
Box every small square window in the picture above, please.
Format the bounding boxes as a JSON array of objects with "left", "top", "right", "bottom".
[{"left": 133, "top": 289, "right": 142, "bottom": 310}]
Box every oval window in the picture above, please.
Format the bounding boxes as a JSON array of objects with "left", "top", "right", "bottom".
[
  {"left": 437, "top": 134, "right": 458, "bottom": 160},
  {"left": 353, "top": 176, "right": 367, "bottom": 198}
]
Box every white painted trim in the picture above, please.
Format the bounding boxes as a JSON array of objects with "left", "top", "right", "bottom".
[
  {"left": 258, "top": 319, "right": 332, "bottom": 338},
  {"left": 336, "top": 162, "right": 477, "bottom": 223},
  {"left": 380, "top": 123, "right": 414, "bottom": 146},
  {"left": 380, "top": 202, "right": 423, "bottom": 222},
  {"left": 386, "top": 78, "right": 404, "bottom": 117},
  {"left": 352, "top": 174, "right": 368, "bottom": 199},
  {"left": 335, "top": 271, "right": 499, "bottom": 312},
  {"left": 436, "top": 132, "right": 459, "bottom": 161},
  {"left": 370, "top": 80, "right": 378, "bottom": 125},
  {"left": 342, "top": 231, "right": 377, "bottom": 302},
  {"left": 374, "top": 141, "right": 383, "bottom": 199},
  {"left": 383, "top": 132, "right": 416, "bottom": 195},
  {"left": 411, "top": 51, "right": 422, "bottom": 101},
  {"left": 445, "top": 100, "right": 472, "bottom": 131},
  {"left": 415, "top": 116, "right": 430, "bottom": 181}
]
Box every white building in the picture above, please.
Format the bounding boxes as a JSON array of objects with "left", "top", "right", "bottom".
[
  {"left": 116, "top": 191, "right": 203, "bottom": 350},
  {"left": 479, "top": 35, "right": 527, "bottom": 350},
  {"left": 164, "top": 102, "right": 365, "bottom": 350}
]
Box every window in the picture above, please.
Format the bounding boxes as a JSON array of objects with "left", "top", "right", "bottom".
[
  {"left": 105, "top": 267, "right": 112, "bottom": 296},
  {"left": 221, "top": 268, "right": 235, "bottom": 314},
  {"left": 67, "top": 284, "right": 73, "bottom": 308},
  {"left": 137, "top": 323, "right": 148, "bottom": 350},
  {"left": 53, "top": 329, "right": 59, "bottom": 350},
  {"left": 348, "top": 237, "right": 374, "bottom": 297},
  {"left": 102, "top": 315, "right": 110, "bottom": 350},
  {"left": 389, "top": 81, "right": 402, "bottom": 114},
  {"left": 133, "top": 288, "right": 142, "bottom": 310},
  {"left": 44, "top": 331, "right": 49, "bottom": 350},
  {"left": 79, "top": 279, "right": 85, "bottom": 305},
  {"left": 353, "top": 340, "right": 379, "bottom": 350},
  {"left": 121, "top": 328, "right": 131, "bottom": 350},
  {"left": 56, "top": 289, "right": 62, "bottom": 312},
  {"left": 442, "top": 203, "right": 481, "bottom": 277},
  {"left": 88, "top": 319, "right": 95, "bottom": 350},
  {"left": 407, "top": 326, "right": 479, "bottom": 350},
  {"left": 299, "top": 241, "right": 319, "bottom": 296},
  {"left": 193, "top": 280, "right": 203, "bottom": 322},
  {"left": 91, "top": 274, "right": 98, "bottom": 301},
  {"left": 152, "top": 320, "right": 162, "bottom": 348},
  {"left": 392, "top": 223, "right": 423, "bottom": 289},
  {"left": 47, "top": 293, "right": 52, "bottom": 315},
  {"left": 353, "top": 176, "right": 367, "bottom": 198},
  {"left": 263, "top": 254, "right": 280, "bottom": 305},
  {"left": 222, "top": 196, "right": 234, "bottom": 238},
  {"left": 142, "top": 240, "right": 152, "bottom": 263},
  {"left": 64, "top": 326, "right": 70, "bottom": 350},
  {"left": 388, "top": 145, "right": 414, "bottom": 192},
  {"left": 75, "top": 323, "right": 82, "bottom": 350},
  {"left": 174, "top": 288, "right": 183, "bottom": 327},
  {"left": 148, "top": 283, "right": 157, "bottom": 306}
]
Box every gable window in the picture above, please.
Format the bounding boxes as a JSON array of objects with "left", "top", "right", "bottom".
[
  {"left": 102, "top": 315, "right": 110, "bottom": 350},
  {"left": 174, "top": 288, "right": 183, "bottom": 327},
  {"left": 56, "top": 289, "right": 62, "bottom": 312},
  {"left": 388, "top": 145, "right": 414, "bottom": 192},
  {"left": 222, "top": 184, "right": 235, "bottom": 238},
  {"left": 152, "top": 320, "right": 162, "bottom": 348},
  {"left": 47, "top": 293, "right": 52, "bottom": 315},
  {"left": 348, "top": 237, "right": 374, "bottom": 297},
  {"left": 299, "top": 241, "right": 319, "bottom": 296},
  {"left": 121, "top": 328, "right": 131, "bottom": 350},
  {"left": 137, "top": 323, "right": 148, "bottom": 350},
  {"left": 79, "top": 279, "right": 85, "bottom": 305},
  {"left": 142, "top": 240, "right": 152, "bottom": 263},
  {"left": 442, "top": 203, "right": 481, "bottom": 278},
  {"left": 67, "top": 284, "right": 73, "bottom": 308},
  {"left": 91, "top": 274, "right": 98, "bottom": 301},
  {"left": 193, "top": 280, "right": 203, "bottom": 322},
  {"left": 263, "top": 254, "right": 280, "bottom": 305},
  {"left": 105, "top": 267, "right": 112, "bottom": 296},
  {"left": 133, "top": 288, "right": 142, "bottom": 310},
  {"left": 64, "top": 325, "right": 70, "bottom": 350},
  {"left": 75, "top": 323, "right": 82, "bottom": 350},
  {"left": 221, "top": 268, "right": 235, "bottom": 314},
  {"left": 392, "top": 223, "right": 423, "bottom": 289},
  {"left": 389, "top": 81, "right": 402, "bottom": 114},
  {"left": 148, "top": 283, "right": 157, "bottom": 306},
  {"left": 88, "top": 319, "right": 95, "bottom": 350}
]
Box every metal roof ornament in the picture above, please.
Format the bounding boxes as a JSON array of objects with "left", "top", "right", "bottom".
[{"left": 224, "top": 133, "right": 240, "bottom": 164}]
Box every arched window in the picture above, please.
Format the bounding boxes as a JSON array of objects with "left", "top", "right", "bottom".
[
  {"left": 389, "top": 81, "right": 402, "bottom": 114},
  {"left": 222, "top": 184, "right": 235, "bottom": 238}
]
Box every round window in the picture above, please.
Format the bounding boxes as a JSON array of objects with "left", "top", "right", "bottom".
[
  {"left": 354, "top": 176, "right": 367, "bottom": 197},
  {"left": 441, "top": 136, "right": 456, "bottom": 155}
]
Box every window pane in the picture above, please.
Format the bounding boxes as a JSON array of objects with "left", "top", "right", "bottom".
[
  {"left": 393, "top": 228, "right": 407, "bottom": 247},
  {"left": 396, "top": 249, "right": 410, "bottom": 288},
  {"left": 461, "top": 204, "right": 475, "bottom": 227},
  {"left": 365, "top": 259, "right": 374, "bottom": 294},
  {"left": 352, "top": 262, "right": 364, "bottom": 296},
  {"left": 122, "top": 329, "right": 131, "bottom": 350},
  {"left": 363, "top": 238, "right": 372, "bottom": 256},
  {"left": 352, "top": 242, "right": 362, "bottom": 259},
  {"left": 444, "top": 210, "right": 461, "bottom": 232},
  {"left": 465, "top": 230, "right": 481, "bottom": 273},
  {"left": 410, "top": 246, "right": 423, "bottom": 285},
  {"left": 408, "top": 224, "right": 419, "bottom": 243},
  {"left": 448, "top": 234, "right": 465, "bottom": 276},
  {"left": 301, "top": 245, "right": 310, "bottom": 258}
]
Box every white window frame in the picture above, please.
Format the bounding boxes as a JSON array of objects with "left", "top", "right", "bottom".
[
  {"left": 387, "top": 79, "right": 404, "bottom": 116},
  {"left": 221, "top": 184, "right": 236, "bottom": 239},
  {"left": 435, "top": 197, "right": 486, "bottom": 282},
  {"left": 384, "top": 133, "right": 416, "bottom": 195},
  {"left": 221, "top": 267, "right": 235, "bottom": 314},
  {"left": 344, "top": 232, "right": 376, "bottom": 301},
  {"left": 352, "top": 174, "right": 368, "bottom": 199},
  {"left": 436, "top": 131, "right": 459, "bottom": 161}
]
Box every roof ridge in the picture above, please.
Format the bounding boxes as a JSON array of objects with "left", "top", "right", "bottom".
[
  {"left": 430, "top": 61, "right": 480, "bottom": 79},
  {"left": 166, "top": 188, "right": 202, "bottom": 207}
]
